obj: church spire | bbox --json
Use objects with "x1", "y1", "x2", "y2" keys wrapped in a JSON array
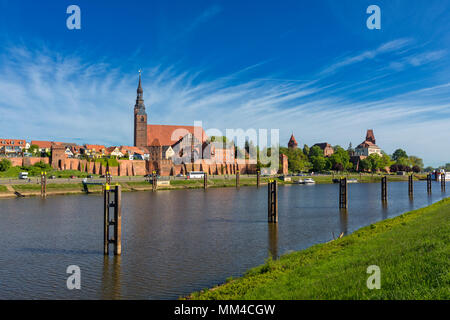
[{"x1": 135, "y1": 70, "x2": 146, "y2": 114}]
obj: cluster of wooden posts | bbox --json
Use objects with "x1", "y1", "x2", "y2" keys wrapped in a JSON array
[
  {"x1": 100, "y1": 171, "x2": 446, "y2": 255},
  {"x1": 339, "y1": 174, "x2": 446, "y2": 208}
]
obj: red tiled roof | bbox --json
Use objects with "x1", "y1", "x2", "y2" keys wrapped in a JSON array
[
  {"x1": 288, "y1": 134, "x2": 298, "y2": 147},
  {"x1": 119, "y1": 146, "x2": 145, "y2": 155},
  {"x1": 0, "y1": 139, "x2": 26, "y2": 146},
  {"x1": 31, "y1": 140, "x2": 53, "y2": 148},
  {"x1": 147, "y1": 124, "x2": 207, "y2": 146},
  {"x1": 84, "y1": 144, "x2": 106, "y2": 151},
  {"x1": 357, "y1": 141, "x2": 380, "y2": 149}
]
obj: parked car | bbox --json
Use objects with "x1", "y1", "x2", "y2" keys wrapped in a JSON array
[
  {"x1": 99, "y1": 175, "x2": 105, "y2": 178},
  {"x1": 49, "y1": 175, "x2": 56, "y2": 179},
  {"x1": 18, "y1": 172, "x2": 29, "y2": 179},
  {"x1": 70, "y1": 175, "x2": 76, "y2": 179},
  {"x1": 87, "y1": 175, "x2": 93, "y2": 178},
  {"x1": 176, "y1": 173, "x2": 185, "y2": 177}
]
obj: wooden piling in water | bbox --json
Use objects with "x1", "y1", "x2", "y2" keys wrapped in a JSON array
[
  {"x1": 40, "y1": 171, "x2": 47, "y2": 198},
  {"x1": 268, "y1": 180, "x2": 278, "y2": 223},
  {"x1": 257, "y1": 170, "x2": 260, "y2": 188},
  {"x1": 339, "y1": 178, "x2": 347, "y2": 209},
  {"x1": 203, "y1": 172, "x2": 208, "y2": 189},
  {"x1": 236, "y1": 170, "x2": 240, "y2": 188},
  {"x1": 152, "y1": 170, "x2": 157, "y2": 192},
  {"x1": 381, "y1": 176, "x2": 387, "y2": 202},
  {"x1": 103, "y1": 184, "x2": 122, "y2": 256},
  {"x1": 427, "y1": 174, "x2": 432, "y2": 193},
  {"x1": 408, "y1": 175, "x2": 414, "y2": 197},
  {"x1": 113, "y1": 185, "x2": 122, "y2": 255},
  {"x1": 441, "y1": 173, "x2": 446, "y2": 192},
  {"x1": 103, "y1": 184, "x2": 110, "y2": 255},
  {"x1": 105, "y1": 171, "x2": 112, "y2": 185}
]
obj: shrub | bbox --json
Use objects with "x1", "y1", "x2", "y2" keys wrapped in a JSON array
[{"x1": 0, "y1": 158, "x2": 12, "y2": 172}]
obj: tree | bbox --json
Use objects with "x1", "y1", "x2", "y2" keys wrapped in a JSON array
[
  {"x1": 390, "y1": 164, "x2": 399, "y2": 172},
  {"x1": 378, "y1": 153, "x2": 393, "y2": 171},
  {"x1": 392, "y1": 149, "x2": 408, "y2": 161},
  {"x1": 333, "y1": 162, "x2": 344, "y2": 172},
  {"x1": 329, "y1": 146, "x2": 350, "y2": 170},
  {"x1": 360, "y1": 158, "x2": 371, "y2": 172},
  {"x1": 424, "y1": 166, "x2": 434, "y2": 172},
  {"x1": 302, "y1": 144, "x2": 310, "y2": 157},
  {"x1": 0, "y1": 158, "x2": 12, "y2": 172},
  {"x1": 367, "y1": 153, "x2": 382, "y2": 172},
  {"x1": 408, "y1": 156, "x2": 424, "y2": 169},
  {"x1": 309, "y1": 146, "x2": 323, "y2": 157},
  {"x1": 311, "y1": 156, "x2": 326, "y2": 172},
  {"x1": 29, "y1": 144, "x2": 40, "y2": 156},
  {"x1": 412, "y1": 165, "x2": 421, "y2": 173}
]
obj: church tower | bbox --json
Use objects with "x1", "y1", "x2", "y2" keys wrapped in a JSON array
[
  {"x1": 134, "y1": 71, "x2": 148, "y2": 148},
  {"x1": 288, "y1": 133, "x2": 298, "y2": 149}
]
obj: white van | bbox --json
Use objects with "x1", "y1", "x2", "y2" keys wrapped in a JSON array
[
  {"x1": 187, "y1": 171, "x2": 205, "y2": 179},
  {"x1": 19, "y1": 172, "x2": 29, "y2": 179}
]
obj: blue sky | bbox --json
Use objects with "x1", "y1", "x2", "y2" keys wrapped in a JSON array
[{"x1": 0, "y1": 0, "x2": 449, "y2": 166}]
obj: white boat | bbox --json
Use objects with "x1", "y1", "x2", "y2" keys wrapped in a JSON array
[
  {"x1": 347, "y1": 179, "x2": 358, "y2": 183},
  {"x1": 296, "y1": 179, "x2": 304, "y2": 184},
  {"x1": 431, "y1": 170, "x2": 450, "y2": 181},
  {"x1": 304, "y1": 178, "x2": 315, "y2": 184}
]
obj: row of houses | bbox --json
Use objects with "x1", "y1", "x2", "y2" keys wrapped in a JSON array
[
  {"x1": 0, "y1": 137, "x2": 237, "y2": 165},
  {"x1": 0, "y1": 139, "x2": 157, "y2": 160}
]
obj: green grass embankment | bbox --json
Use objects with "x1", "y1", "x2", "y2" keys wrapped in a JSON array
[{"x1": 190, "y1": 197, "x2": 450, "y2": 300}]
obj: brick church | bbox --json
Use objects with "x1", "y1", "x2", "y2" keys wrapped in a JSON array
[{"x1": 132, "y1": 73, "x2": 257, "y2": 176}]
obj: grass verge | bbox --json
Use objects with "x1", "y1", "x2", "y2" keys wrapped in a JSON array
[{"x1": 189, "y1": 197, "x2": 450, "y2": 300}]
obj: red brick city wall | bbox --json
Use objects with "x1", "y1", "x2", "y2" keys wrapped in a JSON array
[{"x1": 7, "y1": 156, "x2": 257, "y2": 176}]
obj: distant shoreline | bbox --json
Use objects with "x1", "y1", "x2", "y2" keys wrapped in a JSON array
[{"x1": 0, "y1": 173, "x2": 425, "y2": 199}]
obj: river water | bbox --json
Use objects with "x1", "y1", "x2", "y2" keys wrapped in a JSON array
[{"x1": 0, "y1": 181, "x2": 447, "y2": 299}]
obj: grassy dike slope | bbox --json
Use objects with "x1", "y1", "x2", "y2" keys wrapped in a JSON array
[{"x1": 191, "y1": 198, "x2": 450, "y2": 300}]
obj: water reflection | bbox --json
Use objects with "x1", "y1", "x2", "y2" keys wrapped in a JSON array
[
  {"x1": 267, "y1": 223, "x2": 278, "y2": 258},
  {"x1": 381, "y1": 201, "x2": 388, "y2": 220},
  {"x1": 339, "y1": 209, "x2": 348, "y2": 235},
  {"x1": 0, "y1": 181, "x2": 447, "y2": 299},
  {"x1": 101, "y1": 256, "x2": 122, "y2": 299}
]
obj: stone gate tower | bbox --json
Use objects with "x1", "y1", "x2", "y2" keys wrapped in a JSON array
[{"x1": 134, "y1": 71, "x2": 148, "y2": 148}]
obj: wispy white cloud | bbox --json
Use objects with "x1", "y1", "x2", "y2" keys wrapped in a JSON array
[
  {"x1": 389, "y1": 50, "x2": 447, "y2": 70},
  {"x1": 320, "y1": 38, "x2": 413, "y2": 75},
  {"x1": 0, "y1": 43, "x2": 449, "y2": 166}
]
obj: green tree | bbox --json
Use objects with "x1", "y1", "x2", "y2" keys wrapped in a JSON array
[
  {"x1": 309, "y1": 146, "x2": 323, "y2": 157},
  {"x1": 392, "y1": 149, "x2": 408, "y2": 161},
  {"x1": 378, "y1": 153, "x2": 393, "y2": 171},
  {"x1": 302, "y1": 144, "x2": 310, "y2": 157},
  {"x1": 311, "y1": 156, "x2": 326, "y2": 172},
  {"x1": 28, "y1": 144, "x2": 40, "y2": 156},
  {"x1": 408, "y1": 156, "x2": 424, "y2": 169},
  {"x1": 359, "y1": 158, "x2": 370, "y2": 172},
  {"x1": 367, "y1": 154, "x2": 382, "y2": 172},
  {"x1": 0, "y1": 158, "x2": 12, "y2": 172},
  {"x1": 329, "y1": 146, "x2": 350, "y2": 170}
]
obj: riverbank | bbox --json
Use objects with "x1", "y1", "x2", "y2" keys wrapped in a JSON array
[
  {"x1": 188, "y1": 197, "x2": 450, "y2": 300},
  {"x1": 0, "y1": 173, "x2": 426, "y2": 199}
]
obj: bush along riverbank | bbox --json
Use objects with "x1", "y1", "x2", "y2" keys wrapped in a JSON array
[{"x1": 188, "y1": 197, "x2": 450, "y2": 300}]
